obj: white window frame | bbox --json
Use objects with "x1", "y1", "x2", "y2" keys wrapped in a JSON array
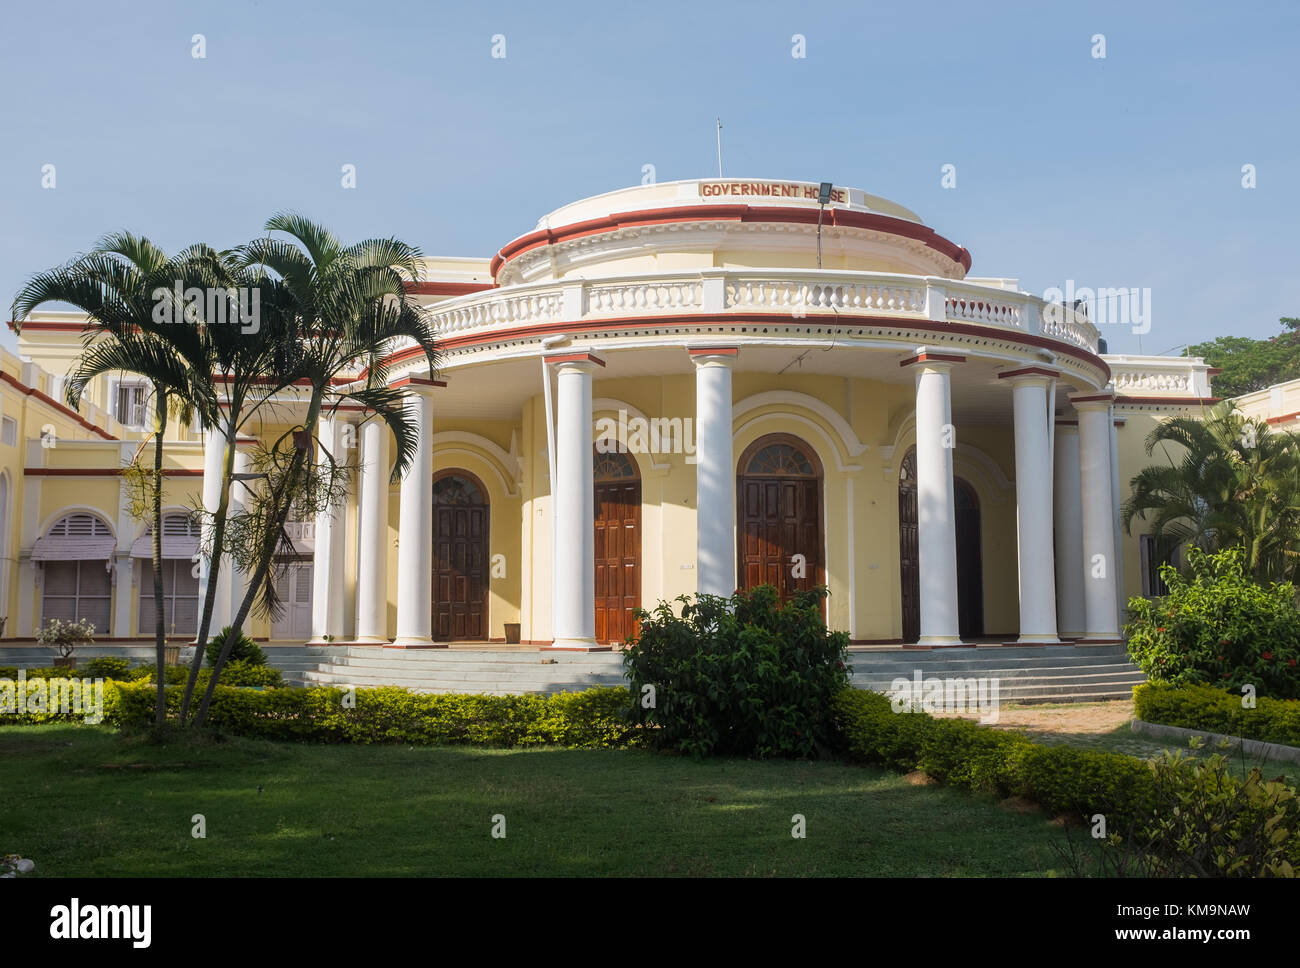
[
  {"x1": 111, "y1": 379, "x2": 150, "y2": 430},
  {"x1": 0, "y1": 415, "x2": 16, "y2": 447},
  {"x1": 138, "y1": 558, "x2": 200, "y2": 637},
  {"x1": 40, "y1": 560, "x2": 112, "y2": 634}
]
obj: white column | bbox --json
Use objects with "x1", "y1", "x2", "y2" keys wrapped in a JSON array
[
  {"x1": 355, "y1": 419, "x2": 391, "y2": 642},
  {"x1": 226, "y1": 443, "x2": 252, "y2": 631},
  {"x1": 1053, "y1": 424, "x2": 1086, "y2": 638},
  {"x1": 1110, "y1": 413, "x2": 1127, "y2": 630},
  {"x1": 691, "y1": 348, "x2": 737, "y2": 597},
  {"x1": 310, "y1": 418, "x2": 348, "y2": 642},
  {"x1": 111, "y1": 554, "x2": 133, "y2": 639},
  {"x1": 548, "y1": 354, "x2": 603, "y2": 649},
  {"x1": 1073, "y1": 393, "x2": 1121, "y2": 640},
  {"x1": 200, "y1": 427, "x2": 232, "y2": 633},
  {"x1": 1005, "y1": 372, "x2": 1059, "y2": 643},
  {"x1": 909, "y1": 355, "x2": 962, "y2": 646},
  {"x1": 393, "y1": 383, "x2": 437, "y2": 646}
]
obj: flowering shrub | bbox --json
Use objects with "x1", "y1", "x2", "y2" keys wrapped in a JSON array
[
  {"x1": 1126, "y1": 547, "x2": 1300, "y2": 699},
  {"x1": 34, "y1": 618, "x2": 97, "y2": 658}
]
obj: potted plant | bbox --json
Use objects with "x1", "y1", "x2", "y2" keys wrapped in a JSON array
[{"x1": 35, "y1": 617, "x2": 97, "y2": 670}]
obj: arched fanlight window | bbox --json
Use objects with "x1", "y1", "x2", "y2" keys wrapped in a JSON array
[
  {"x1": 743, "y1": 441, "x2": 817, "y2": 477},
  {"x1": 432, "y1": 474, "x2": 486, "y2": 506},
  {"x1": 594, "y1": 449, "x2": 638, "y2": 482}
]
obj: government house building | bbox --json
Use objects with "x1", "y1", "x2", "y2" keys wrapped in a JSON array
[{"x1": 1, "y1": 178, "x2": 1254, "y2": 651}]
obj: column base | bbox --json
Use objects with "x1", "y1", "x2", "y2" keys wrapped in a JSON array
[
  {"x1": 910, "y1": 635, "x2": 966, "y2": 648},
  {"x1": 1013, "y1": 634, "x2": 1061, "y2": 646},
  {"x1": 545, "y1": 637, "x2": 612, "y2": 652},
  {"x1": 389, "y1": 635, "x2": 438, "y2": 648},
  {"x1": 351, "y1": 636, "x2": 391, "y2": 645},
  {"x1": 1076, "y1": 635, "x2": 1124, "y2": 645}
]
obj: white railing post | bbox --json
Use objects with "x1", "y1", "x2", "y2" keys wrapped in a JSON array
[{"x1": 924, "y1": 282, "x2": 947, "y2": 322}]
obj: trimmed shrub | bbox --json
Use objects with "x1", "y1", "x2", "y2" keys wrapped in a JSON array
[
  {"x1": 127, "y1": 661, "x2": 283, "y2": 689},
  {"x1": 205, "y1": 626, "x2": 267, "y2": 667},
  {"x1": 1134, "y1": 682, "x2": 1300, "y2": 748},
  {"x1": 3, "y1": 679, "x2": 639, "y2": 749},
  {"x1": 833, "y1": 687, "x2": 1299, "y2": 874},
  {"x1": 623, "y1": 585, "x2": 850, "y2": 758},
  {"x1": 832, "y1": 689, "x2": 1158, "y2": 830},
  {"x1": 83, "y1": 656, "x2": 132, "y2": 681},
  {"x1": 1126, "y1": 546, "x2": 1300, "y2": 698}
]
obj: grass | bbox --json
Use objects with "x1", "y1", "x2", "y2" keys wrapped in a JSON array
[{"x1": 0, "y1": 725, "x2": 1077, "y2": 877}]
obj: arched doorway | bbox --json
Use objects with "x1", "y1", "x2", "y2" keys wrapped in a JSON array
[
  {"x1": 736, "y1": 434, "x2": 825, "y2": 605},
  {"x1": 432, "y1": 471, "x2": 490, "y2": 641},
  {"x1": 898, "y1": 448, "x2": 984, "y2": 642},
  {"x1": 593, "y1": 447, "x2": 641, "y2": 644}
]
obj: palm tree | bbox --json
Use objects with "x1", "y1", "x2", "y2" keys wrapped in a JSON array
[
  {"x1": 192, "y1": 213, "x2": 438, "y2": 726},
  {"x1": 1123, "y1": 402, "x2": 1300, "y2": 583},
  {"x1": 13, "y1": 237, "x2": 309, "y2": 725},
  {"x1": 12, "y1": 235, "x2": 197, "y2": 726}
]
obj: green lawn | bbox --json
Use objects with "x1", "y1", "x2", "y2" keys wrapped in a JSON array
[{"x1": 1, "y1": 725, "x2": 1077, "y2": 877}]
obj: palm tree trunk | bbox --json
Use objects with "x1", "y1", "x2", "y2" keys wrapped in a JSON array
[
  {"x1": 194, "y1": 398, "x2": 324, "y2": 727},
  {"x1": 179, "y1": 420, "x2": 237, "y2": 725},
  {"x1": 152, "y1": 394, "x2": 166, "y2": 727}
]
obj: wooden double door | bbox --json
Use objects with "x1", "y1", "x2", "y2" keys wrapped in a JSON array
[
  {"x1": 432, "y1": 473, "x2": 490, "y2": 641},
  {"x1": 736, "y1": 435, "x2": 825, "y2": 606},
  {"x1": 593, "y1": 449, "x2": 641, "y2": 645},
  {"x1": 432, "y1": 456, "x2": 644, "y2": 645}
]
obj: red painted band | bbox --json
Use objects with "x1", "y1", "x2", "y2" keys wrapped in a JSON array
[{"x1": 491, "y1": 204, "x2": 972, "y2": 279}]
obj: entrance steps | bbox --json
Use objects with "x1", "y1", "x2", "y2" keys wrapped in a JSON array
[
  {"x1": 0, "y1": 642, "x2": 1146, "y2": 703},
  {"x1": 276, "y1": 642, "x2": 1144, "y2": 703}
]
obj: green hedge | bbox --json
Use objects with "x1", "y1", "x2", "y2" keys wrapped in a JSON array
[
  {"x1": 1, "y1": 679, "x2": 639, "y2": 748},
  {"x1": 1134, "y1": 682, "x2": 1300, "y2": 748},
  {"x1": 832, "y1": 688, "x2": 1159, "y2": 830}
]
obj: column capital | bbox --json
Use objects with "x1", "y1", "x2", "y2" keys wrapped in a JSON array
[
  {"x1": 900, "y1": 350, "x2": 966, "y2": 369},
  {"x1": 997, "y1": 366, "x2": 1060, "y2": 386},
  {"x1": 1069, "y1": 390, "x2": 1115, "y2": 411},
  {"x1": 391, "y1": 376, "x2": 446, "y2": 395},
  {"x1": 545, "y1": 352, "x2": 605, "y2": 373},
  {"x1": 688, "y1": 346, "x2": 739, "y2": 367}
]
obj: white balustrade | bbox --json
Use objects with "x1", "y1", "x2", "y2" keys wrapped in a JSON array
[{"x1": 416, "y1": 270, "x2": 1100, "y2": 354}]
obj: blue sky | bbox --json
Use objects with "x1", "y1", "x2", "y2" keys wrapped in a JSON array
[{"x1": 1, "y1": 0, "x2": 1296, "y2": 356}]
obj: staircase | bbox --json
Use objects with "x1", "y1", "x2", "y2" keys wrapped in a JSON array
[
  {"x1": 0, "y1": 641, "x2": 1146, "y2": 704},
  {"x1": 293, "y1": 647, "x2": 626, "y2": 694},
  {"x1": 847, "y1": 643, "x2": 1145, "y2": 704},
  {"x1": 277, "y1": 642, "x2": 1143, "y2": 703}
]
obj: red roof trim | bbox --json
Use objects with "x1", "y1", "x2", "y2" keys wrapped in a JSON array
[
  {"x1": 490, "y1": 204, "x2": 972, "y2": 279},
  {"x1": 0, "y1": 370, "x2": 117, "y2": 440},
  {"x1": 406, "y1": 281, "x2": 495, "y2": 296},
  {"x1": 687, "y1": 346, "x2": 739, "y2": 357},
  {"x1": 25, "y1": 468, "x2": 203, "y2": 477}
]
